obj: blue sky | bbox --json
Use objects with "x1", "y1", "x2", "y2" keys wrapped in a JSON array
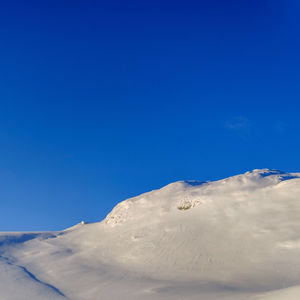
[{"x1": 0, "y1": 0, "x2": 300, "y2": 230}]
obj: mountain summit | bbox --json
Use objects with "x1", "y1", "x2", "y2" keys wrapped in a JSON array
[
  {"x1": 105, "y1": 168, "x2": 300, "y2": 224},
  {"x1": 1, "y1": 169, "x2": 300, "y2": 300}
]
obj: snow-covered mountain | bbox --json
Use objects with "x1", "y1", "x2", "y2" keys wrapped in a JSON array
[{"x1": 1, "y1": 169, "x2": 300, "y2": 300}]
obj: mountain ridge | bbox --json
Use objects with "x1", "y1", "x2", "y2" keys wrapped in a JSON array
[{"x1": 1, "y1": 168, "x2": 300, "y2": 300}]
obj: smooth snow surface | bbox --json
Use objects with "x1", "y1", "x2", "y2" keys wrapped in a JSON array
[{"x1": 1, "y1": 169, "x2": 300, "y2": 299}]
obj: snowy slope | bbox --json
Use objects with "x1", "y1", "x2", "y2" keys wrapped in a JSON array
[{"x1": 1, "y1": 169, "x2": 300, "y2": 300}]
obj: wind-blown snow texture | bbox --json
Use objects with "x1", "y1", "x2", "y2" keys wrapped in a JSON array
[{"x1": 1, "y1": 169, "x2": 300, "y2": 300}]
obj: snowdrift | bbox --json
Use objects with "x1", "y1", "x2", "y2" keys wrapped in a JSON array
[{"x1": 1, "y1": 169, "x2": 300, "y2": 299}]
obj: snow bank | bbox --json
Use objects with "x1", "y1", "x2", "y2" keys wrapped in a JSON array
[{"x1": 1, "y1": 169, "x2": 300, "y2": 299}]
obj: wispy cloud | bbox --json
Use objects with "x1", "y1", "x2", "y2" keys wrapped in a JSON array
[{"x1": 225, "y1": 116, "x2": 249, "y2": 132}]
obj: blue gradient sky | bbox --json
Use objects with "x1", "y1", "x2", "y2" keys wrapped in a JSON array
[{"x1": 0, "y1": 0, "x2": 300, "y2": 230}]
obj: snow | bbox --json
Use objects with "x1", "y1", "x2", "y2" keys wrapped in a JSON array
[{"x1": 1, "y1": 169, "x2": 300, "y2": 299}]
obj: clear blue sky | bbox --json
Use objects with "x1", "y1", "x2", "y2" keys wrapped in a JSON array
[{"x1": 0, "y1": 0, "x2": 299, "y2": 230}]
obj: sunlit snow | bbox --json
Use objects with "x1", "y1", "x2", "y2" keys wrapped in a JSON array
[{"x1": 1, "y1": 169, "x2": 300, "y2": 299}]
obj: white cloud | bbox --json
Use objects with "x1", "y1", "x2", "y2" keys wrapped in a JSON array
[{"x1": 225, "y1": 116, "x2": 249, "y2": 131}]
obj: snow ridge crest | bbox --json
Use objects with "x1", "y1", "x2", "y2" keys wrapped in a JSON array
[{"x1": 104, "y1": 169, "x2": 300, "y2": 226}]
